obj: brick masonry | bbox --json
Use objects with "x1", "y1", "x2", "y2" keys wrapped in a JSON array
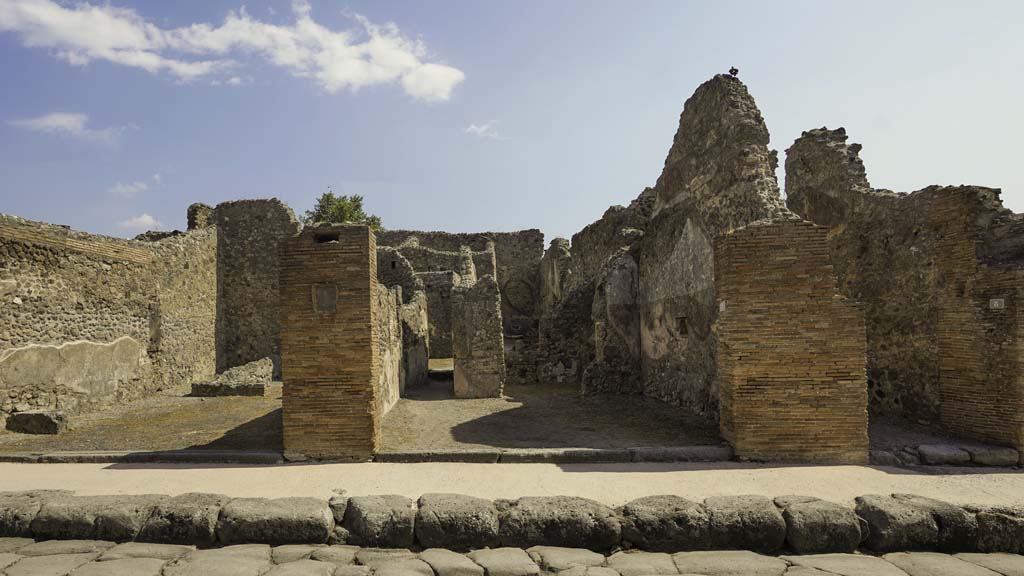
[
  {"x1": 715, "y1": 219, "x2": 869, "y2": 463},
  {"x1": 280, "y1": 224, "x2": 380, "y2": 461}
]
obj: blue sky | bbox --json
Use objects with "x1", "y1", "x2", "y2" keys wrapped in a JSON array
[{"x1": 1, "y1": 0, "x2": 1022, "y2": 241}]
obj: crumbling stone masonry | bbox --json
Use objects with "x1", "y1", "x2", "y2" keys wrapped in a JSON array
[
  {"x1": 786, "y1": 128, "x2": 1024, "y2": 453},
  {"x1": 452, "y1": 275, "x2": 506, "y2": 398},
  {"x1": 715, "y1": 220, "x2": 868, "y2": 463},
  {"x1": 279, "y1": 224, "x2": 380, "y2": 461},
  {"x1": 214, "y1": 199, "x2": 301, "y2": 377},
  {"x1": 416, "y1": 271, "x2": 459, "y2": 357}
]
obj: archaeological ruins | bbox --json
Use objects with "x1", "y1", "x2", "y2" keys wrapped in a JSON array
[{"x1": 2, "y1": 73, "x2": 1022, "y2": 466}]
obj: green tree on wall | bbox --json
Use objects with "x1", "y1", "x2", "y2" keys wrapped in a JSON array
[{"x1": 303, "y1": 189, "x2": 383, "y2": 230}]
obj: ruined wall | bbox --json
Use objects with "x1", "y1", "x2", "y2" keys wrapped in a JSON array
[
  {"x1": 581, "y1": 249, "x2": 642, "y2": 395},
  {"x1": 376, "y1": 284, "x2": 403, "y2": 416},
  {"x1": 214, "y1": 199, "x2": 301, "y2": 376},
  {"x1": 187, "y1": 203, "x2": 214, "y2": 231},
  {"x1": 416, "y1": 271, "x2": 458, "y2": 358},
  {"x1": 715, "y1": 220, "x2": 868, "y2": 463},
  {"x1": 639, "y1": 74, "x2": 789, "y2": 416},
  {"x1": 0, "y1": 213, "x2": 216, "y2": 423},
  {"x1": 536, "y1": 280, "x2": 595, "y2": 387},
  {"x1": 400, "y1": 290, "x2": 430, "y2": 390},
  {"x1": 280, "y1": 224, "x2": 379, "y2": 461},
  {"x1": 377, "y1": 246, "x2": 423, "y2": 304},
  {"x1": 452, "y1": 275, "x2": 506, "y2": 398}
]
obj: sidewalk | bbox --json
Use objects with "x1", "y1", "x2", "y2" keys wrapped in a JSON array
[{"x1": 1, "y1": 462, "x2": 1022, "y2": 507}]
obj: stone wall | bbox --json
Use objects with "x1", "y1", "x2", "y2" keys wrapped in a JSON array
[
  {"x1": 376, "y1": 284, "x2": 403, "y2": 416},
  {"x1": 377, "y1": 246, "x2": 423, "y2": 304},
  {"x1": 452, "y1": 275, "x2": 506, "y2": 398},
  {"x1": 400, "y1": 290, "x2": 430, "y2": 390},
  {"x1": 582, "y1": 248, "x2": 642, "y2": 395},
  {"x1": 279, "y1": 224, "x2": 379, "y2": 461},
  {"x1": 715, "y1": 220, "x2": 869, "y2": 463},
  {"x1": 0, "y1": 212, "x2": 216, "y2": 424},
  {"x1": 416, "y1": 271, "x2": 458, "y2": 358},
  {"x1": 214, "y1": 199, "x2": 301, "y2": 377}
]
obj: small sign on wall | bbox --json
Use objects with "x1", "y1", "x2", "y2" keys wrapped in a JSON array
[
  {"x1": 989, "y1": 297, "x2": 1006, "y2": 310},
  {"x1": 313, "y1": 283, "x2": 338, "y2": 314}
]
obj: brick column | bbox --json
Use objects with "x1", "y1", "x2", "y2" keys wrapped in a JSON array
[{"x1": 280, "y1": 224, "x2": 379, "y2": 460}]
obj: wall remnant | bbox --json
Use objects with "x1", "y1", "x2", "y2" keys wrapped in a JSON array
[
  {"x1": 400, "y1": 290, "x2": 430, "y2": 390},
  {"x1": 416, "y1": 271, "x2": 459, "y2": 358},
  {"x1": 187, "y1": 203, "x2": 214, "y2": 231},
  {"x1": 376, "y1": 284, "x2": 403, "y2": 415},
  {"x1": 280, "y1": 224, "x2": 380, "y2": 461},
  {"x1": 452, "y1": 275, "x2": 506, "y2": 398},
  {"x1": 715, "y1": 220, "x2": 868, "y2": 463},
  {"x1": 214, "y1": 199, "x2": 301, "y2": 377}
]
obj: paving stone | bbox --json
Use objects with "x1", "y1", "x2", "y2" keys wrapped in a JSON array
[
  {"x1": 499, "y1": 497, "x2": 621, "y2": 551},
  {"x1": 891, "y1": 494, "x2": 978, "y2": 552},
  {"x1": 273, "y1": 544, "x2": 328, "y2": 564},
  {"x1": 855, "y1": 494, "x2": 938, "y2": 553},
  {"x1": 373, "y1": 558, "x2": 435, "y2": 576},
  {"x1": 0, "y1": 538, "x2": 33, "y2": 553},
  {"x1": 672, "y1": 551, "x2": 787, "y2": 576},
  {"x1": 162, "y1": 544, "x2": 273, "y2": 576},
  {"x1": 966, "y1": 446, "x2": 1020, "y2": 467},
  {"x1": 781, "y1": 553, "x2": 910, "y2": 576},
  {"x1": 956, "y1": 552, "x2": 1024, "y2": 576},
  {"x1": 333, "y1": 566, "x2": 372, "y2": 576},
  {"x1": 264, "y1": 559, "x2": 337, "y2": 576},
  {"x1": 310, "y1": 545, "x2": 359, "y2": 565},
  {"x1": 344, "y1": 495, "x2": 415, "y2": 548},
  {"x1": 217, "y1": 497, "x2": 333, "y2": 545},
  {"x1": 467, "y1": 548, "x2": 541, "y2": 576},
  {"x1": 526, "y1": 546, "x2": 604, "y2": 571},
  {"x1": 782, "y1": 567, "x2": 834, "y2": 576},
  {"x1": 882, "y1": 552, "x2": 1000, "y2": 575},
  {"x1": 416, "y1": 493, "x2": 499, "y2": 551},
  {"x1": 776, "y1": 496, "x2": 860, "y2": 554},
  {"x1": 704, "y1": 496, "x2": 785, "y2": 553},
  {"x1": 138, "y1": 492, "x2": 229, "y2": 547},
  {"x1": 30, "y1": 495, "x2": 167, "y2": 542},
  {"x1": 3, "y1": 552, "x2": 99, "y2": 576},
  {"x1": 0, "y1": 554, "x2": 23, "y2": 571},
  {"x1": 70, "y1": 557, "x2": 168, "y2": 576},
  {"x1": 0, "y1": 492, "x2": 71, "y2": 538},
  {"x1": 917, "y1": 444, "x2": 971, "y2": 465},
  {"x1": 17, "y1": 540, "x2": 115, "y2": 557},
  {"x1": 99, "y1": 542, "x2": 193, "y2": 561},
  {"x1": 976, "y1": 509, "x2": 1024, "y2": 553},
  {"x1": 355, "y1": 548, "x2": 418, "y2": 567},
  {"x1": 620, "y1": 495, "x2": 709, "y2": 552},
  {"x1": 5, "y1": 411, "x2": 67, "y2": 435},
  {"x1": 420, "y1": 548, "x2": 485, "y2": 576},
  {"x1": 558, "y1": 567, "x2": 620, "y2": 576},
  {"x1": 606, "y1": 550, "x2": 677, "y2": 575}
]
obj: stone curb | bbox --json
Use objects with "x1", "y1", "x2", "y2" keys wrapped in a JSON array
[
  {"x1": 0, "y1": 451, "x2": 285, "y2": 465},
  {"x1": 3, "y1": 490, "x2": 1022, "y2": 554}
]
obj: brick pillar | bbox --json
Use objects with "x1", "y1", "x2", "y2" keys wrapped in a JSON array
[
  {"x1": 715, "y1": 220, "x2": 868, "y2": 463},
  {"x1": 280, "y1": 224, "x2": 379, "y2": 460}
]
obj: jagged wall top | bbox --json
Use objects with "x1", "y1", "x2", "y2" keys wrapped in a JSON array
[{"x1": 653, "y1": 74, "x2": 789, "y2": 235}]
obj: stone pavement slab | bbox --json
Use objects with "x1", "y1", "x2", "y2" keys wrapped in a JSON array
[
  {"x1": 956, "y1": 552, "x2": 1024, "y2": 576},
  {"x1": 3, "y1": 552, "x2": 98, "y2": 576},
  {"x1": 354, "y1": 547, "x2": 418, "y2": 567},
  {"x1": 273, "y1": 544, "x2": 328, "y2": 564},
  {"x1": 526, "y1": 546, "x2": 605, "y2": 571},
  {"x1": 162, "y1": 543, "x2": 272, "y2": 576},
  {"x1": 69, "y1": 557, "x2": 167, "y2": 576},
  {"x1": 420, "y1": 548, "x2": 485, "y2": 576},
  {"x1": 882, "y1": 551, "x2": 1000, "y2": 575},
  {"x1": 606, "y1": 550, "x2": 678, "y2": 575},
  {"x1": 98, "y1": 541, "x2": 192, "y2": 561},
  {"x1": 333, "y1": 566, "x2": 371, "y2": 576},
  {"x1": 15, "y1": 540, "x2": 113, "y2": 557},
  {"x1": 672, "y1": 550, "x2": 787, "y2": 576},
  {"x1": 373, "y1": 558, "x2": 434, "y2": 576},
  {"x1": 0, "y1": 554, "x2": 22, "y2": 571},
  {"x1": 467, "y1": 548, "x2": 541, "y2": 576},
  {"x1": 264, "y1": 559, "x2": 337, "y2": 576},
  {"x1": 310, "y1": 545, "x2": 359, "y2": 565},
  {"x1": 0, "y1": 539, "x2": 31, "y2": 554},
  {"x1": 558, "y1": 567, "x2": 620, "y2": 576},
  {"x1": 781, "y1": 553, "x2": 909, "y2": 576}
]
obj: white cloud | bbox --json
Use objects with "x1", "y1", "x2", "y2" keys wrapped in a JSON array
[
  {"x1": 0, "y1": 0, "x2": 465, "y2": 101},
  {"x1": 466, "y1": 121, "x2": 509, "y2": 141},
  {"x1": 8, "y1": 111, "x2": 123, "y2": 142},
  {"x1": 119, "y1": 213, "x2": 161, "y2": 229},
  {"x1": 107, "y1": 180, "x2": 149, "y2": 197}
]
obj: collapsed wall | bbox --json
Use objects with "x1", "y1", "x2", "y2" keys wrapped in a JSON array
[
  {"x1": 0, "y1": 212, "x2": 216, "y2": 424},
  {"x1": 214, "y1": 199, "x2": 301, "y2": 377},
  {"x1": 452, "y1": 275, "x2": 506, "y2": 398},
  {"x1": 786, "y1": 128, "x2": 1024, "y2": 451}
]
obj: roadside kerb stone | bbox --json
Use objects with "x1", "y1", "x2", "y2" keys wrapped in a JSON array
[
  {"x1": 966, "y1": 446, "x2": 1020, "y2": 467},
  {"x1": 620, "y1": 495, "x2": 710, "y2": 552},
  {"x1": 629, "y1": 445, "x2": 734, "y2": 462},
  {"x1": 855, "y1": 494, "x2": 938, "y2": 553},
  {"x1": 216, "y1": 497, "x2": 333, "y2": 545},
  {"x1": 374, "y1": 451, "x2": 502, "y2": 464},
  {"x1": 975, "y1": 507, "x2": 1024, "y2": 553},
  {"x1": 138, "y1": 492, "x2": 229, "y2": 546},
  {"x1": 499, "y1": 497, "x2": 620, "y2": 551},
  {"x1": 420, "y1": 548, "x2": 485, "y2": 576},
  {"x1": 30, "y1": 495, "x2": 167, "y2": 542},
  {"x1": 891, "y1": 494, "x2": 977, "y2": 552},
  {"x1": 775, "y1": 496, "x2": 860, "y2": 554},
  {"x1": 344, "y1": 496, "x2": 416, "y2": 548},
  {"x1": 498, "y1": 449, "x2": 631, "y2": 464},
  {"x1": 416, "y1": 493, "x2": 499, "y2": 552},
  {"x1": 917, "y1": 445, "x2": 971, "y2": 466},
  {"x1": 606, "y1": 550, "x2": 678, "y2": 575},
  {"x1": 0, "y1": 491, "x2": 71, "y2": 537},
  {"x1": 704, "y1": 495, "x2": 785, "y2": 553},
  {"x1": 467, "y1": 548, "x2": 540, "y2": 576}
]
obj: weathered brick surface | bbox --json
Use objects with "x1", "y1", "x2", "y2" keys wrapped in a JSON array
[
  {"x1": 280, "y1": 224, "x2": 380, "y2": 461},
  {"x1": 715, "y1": 220, "x2": 868, "y2": 463}
]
